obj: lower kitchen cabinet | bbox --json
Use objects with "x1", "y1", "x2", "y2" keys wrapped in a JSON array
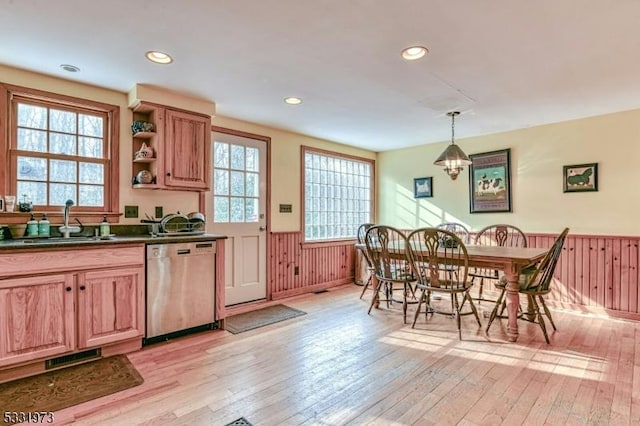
[
  {"x1": 0, "y1": 245, "x2": 145, "y2": 377},
  {"x1": 77, "y1": 267, "x2": 144, "y2": 349},
  {"x1": 0, "y1": 274, "x2": 76, "y2": 367}
]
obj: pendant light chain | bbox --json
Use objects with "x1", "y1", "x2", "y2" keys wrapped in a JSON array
[{"x1": 451, "y1": 112, "x2": 455, "y2": 145}]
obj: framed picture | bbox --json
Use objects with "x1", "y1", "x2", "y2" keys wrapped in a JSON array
[
  {"x1": 414, "y1": 176, "x2": 433, "y2": 198},
  {"x1": 563, "y1": 163, "x2": 598, "y2": 192},
  {"x1": 469, "y1": 148, "x2": 512, "y2": 213}
]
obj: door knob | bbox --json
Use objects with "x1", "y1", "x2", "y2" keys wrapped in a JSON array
[{"x1": 259, "y1": 226, "x2": 266, "y2": 231}]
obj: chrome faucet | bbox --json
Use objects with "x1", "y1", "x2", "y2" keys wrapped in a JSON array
[{"x1": 59, "y1": 199, "x2": 81, "y2": 238}]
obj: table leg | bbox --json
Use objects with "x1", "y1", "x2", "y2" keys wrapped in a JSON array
[{"x1": 503, "y1": 266, "x2": 520, "y2": 342}]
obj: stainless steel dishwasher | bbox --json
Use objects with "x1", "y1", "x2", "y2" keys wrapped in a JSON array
[{"x1": 145, "y1": 240, "x2": 217, "y2": 344}]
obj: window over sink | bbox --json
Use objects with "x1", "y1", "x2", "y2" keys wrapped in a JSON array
[{"x1": 1, "y1": 83, "x2": 119, "y2": 217}]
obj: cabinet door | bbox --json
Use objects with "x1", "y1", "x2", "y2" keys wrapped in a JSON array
[
  {"x1": 77, "y1": 267, "x2": 144, "y2": 349},
  {"x1": 165, "y1": 109, "x2": 211, "y2": 190},
  {"x1": 0, "y1": 274, "x2": 75, "y2": 367}
]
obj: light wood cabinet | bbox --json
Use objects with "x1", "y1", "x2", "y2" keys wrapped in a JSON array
[
  {"x1": 0, "y1": 246, "x2": 145, "y2": 372},
  {"x1": 0, "y1": 274, "x2": 75, "y2": 367},
  {"x1": 165, "y1": 109, "x2": 210, "y2": 190},
  {"x1": 77, "y1": 267, "x2": 144, "y2": 349},
  {"x1": 131, "y1": 101, "x2": 211, "y2": 191}
]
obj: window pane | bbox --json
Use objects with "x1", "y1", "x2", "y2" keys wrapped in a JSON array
[
  {"x1": 50, "y1": 108, "x2": 77, "y2": 133},
  {"x1": 303, "y1": 150, "x2": 372, "y2": 241},
  {"x1": 230, "y1": 197, "x2": 244, "y2": 222},
  {"x1": 17, "y1": 104, "x2": 47, "y2": 129},
  {"x1": 17, "y1": 128, "x2": 47, "y2": 152},
  {"x1": 17, "y1": 181, "x2": 47, "y2": 205},
  {"x1": 78, "y1": 114, "x2": 103, "y2": 137},
  {"x1": 214, "y1": 142, "x2": 228, "y2": 168},
  {"x1": 50, "y1": 183, "x2": 76, "y2": 205},
  {"x1": 213, "y1": 196, "x2": 229, "y2": 222},
  {"x1": 214, "y1": 169, "x2": 229, "y2": 195},
  {"x1": 230, "y1": 145, "x2": 244, "y2": 170},
  {"x1": 78, "y1": 137, "x2": 103, "y2": 158},
  {"x1": 245, "y1": 198, "x2": 258, "y2": 222},
  {"x1": 230, "y1": 171, "x2": 244, "y2": 196},
  {"x1": 50, "y1": 159, "x2": 77, "y2": 183},
  {"x1": 246, "y1": 172, "x2": 259, "y2": 197},
  {"x1": 246, "y1": 147, "x2": 259, "y2": 172},
  {"x1": 79, "y1": 162, "x2": 104, "y2": 184},
  {"x1": 79, "y1": 184, "x2": 104, "y2": 206},
  {"x1": 50, "y1": 133, "x2": 77, "y2": 155},
  {"x1": 17, "y1": 156, "x2": 47, "y2": 181}
]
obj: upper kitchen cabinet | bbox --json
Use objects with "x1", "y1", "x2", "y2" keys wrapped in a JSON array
[
  {"x1": 130, "y1": 101, "x2": 211, "y2": 191},
  {"x1": 165, "y1": 108, "x2": 211, "y2": 190}
]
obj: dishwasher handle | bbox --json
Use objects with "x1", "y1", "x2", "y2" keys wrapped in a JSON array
[{"x1": 177, "y1": 248, "x2": 191, "y2": 255}]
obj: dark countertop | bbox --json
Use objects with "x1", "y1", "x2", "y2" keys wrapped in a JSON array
[{"x1": 0, "y1": 233, "x2": 227, "y2": 251}]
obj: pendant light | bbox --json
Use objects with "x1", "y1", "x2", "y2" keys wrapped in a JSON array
[{"x1": 433, "y1": 111, "x2": 471, "y2": 180}]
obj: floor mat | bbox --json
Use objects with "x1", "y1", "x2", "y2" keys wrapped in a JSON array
[
  {"x1": 0, "y1": 355, "x2": 143, "y2": 424},
  {"x1": 224, "y1": 304, "x2": 306, "y2": 334}
]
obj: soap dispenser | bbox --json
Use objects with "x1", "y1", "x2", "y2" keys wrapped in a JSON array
[
  {"x1": 27, "y1": 213, "x2": 39, "y2": 237},
  {"x1": 38, "y1": 213, "x2": 50, "y2": 237},
  {"x1": 100, "y1": 215, "x2": 110, "y2": 237}
]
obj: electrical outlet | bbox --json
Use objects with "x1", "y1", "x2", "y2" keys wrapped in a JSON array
[
  {"x1": 155, "y1": 206, "x2": 163, "y2": 218},
  {"x1": 124, "y1": 205, "x2": 139, "y2": 218},
  {"x1": 294, "y1": 266, "x2": 299, "y2": 275}
]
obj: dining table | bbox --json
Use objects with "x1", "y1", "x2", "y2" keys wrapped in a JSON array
[{"x1": 356, "y1": 242, "x2": 549, "y2": 342}]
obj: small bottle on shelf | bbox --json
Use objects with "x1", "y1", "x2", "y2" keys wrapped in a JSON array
[
  {"x1": 27, "y1": 213, "x2": 39, "y2": 237},
  {"x1": 38, "y1": 213, "x2": 50, "y2": 237},
  {"x1": 100, "y1": 216, "x2": 110, "y2": 237}
]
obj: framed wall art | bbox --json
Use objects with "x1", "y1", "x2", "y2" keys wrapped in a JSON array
[
  {"x1": 469, "y1": 148, "x2": 512, "y2": 213},
  {"x1": 563, "y1": 163, "x2": 598, "y2": 192},
  {"x1": 414, "y1": 176, "x2": 433, "y2": 198}
]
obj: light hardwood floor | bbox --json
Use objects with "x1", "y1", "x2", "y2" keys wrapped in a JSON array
[{"x1": 53, "y1": 284, "x2": 639, "y2": 425}]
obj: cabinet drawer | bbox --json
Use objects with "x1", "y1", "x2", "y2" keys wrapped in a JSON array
[{"x1": 0, "y1": 245, "x2": 144, "y2": 279}]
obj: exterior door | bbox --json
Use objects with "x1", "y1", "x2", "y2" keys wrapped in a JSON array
[{"x1": 207, "y1": 131, "x2": 267, "y2": 306}]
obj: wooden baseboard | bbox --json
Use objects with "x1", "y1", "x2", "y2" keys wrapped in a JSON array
[{"x1": 271, "y1": 277, "x2": 353, "y2": 299}]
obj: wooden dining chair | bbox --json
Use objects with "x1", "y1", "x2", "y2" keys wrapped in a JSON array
[
  {"x1": 485, "y1": 227, "x2": 569, "y2": 343},
  {"x1": 469, "y1": 224, "x2": 528, "y2": 303},
  {"x1": 363, "y1": 225, "x2": 417, "y2": 324},
  {"x1": 356, "y1": 223, "x2": 375, "y2": 299},
  {"x1": 406, "y1": 227, "x2": 482, "y2": 340}
]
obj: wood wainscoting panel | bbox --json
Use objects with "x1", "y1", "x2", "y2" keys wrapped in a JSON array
[
  {"x1": 269, "y1": 232, "x2": 355, "y2": 299},
  {"x1": 527, "y1": 233, "x2": 640, "y2": 320}
]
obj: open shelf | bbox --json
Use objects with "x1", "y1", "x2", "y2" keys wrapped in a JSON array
[
  {"x1": 133, "y1": 157, "x2": 156, "y2": 163},
  {"x1": 132, "y1": 131, "x2": 155, "y2": 139}
]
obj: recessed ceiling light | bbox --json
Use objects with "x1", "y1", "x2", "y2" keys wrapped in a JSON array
[
  {"x1": 284, "y1": 97, "x2": 302, "y2": 105},
  {"x1": 401, "y1": 46, "x2": 428, "y2": 61},
  {"x1": 145, "y1": 51, "x2": 173, "y2": 64},
  {"x1": 60, "y1": 64, "x2": 80, "y2": 73}
]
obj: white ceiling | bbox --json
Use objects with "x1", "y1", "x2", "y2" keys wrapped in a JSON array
[{"x1": 2, "y1": 0, "x2": 640, "y2": 152}]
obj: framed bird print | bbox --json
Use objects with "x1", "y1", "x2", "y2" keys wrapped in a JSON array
[{"x1": 469, "y1": 148, "x2": 512, "y2": 213}]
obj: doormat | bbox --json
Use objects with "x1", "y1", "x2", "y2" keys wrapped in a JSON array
[
  {"x1": 0, "y1": 355, "x2": 143, "y2": 424},
  {"x1": 224, "y1": 304, "x2": 306, "y2": 334},
  {"x1": 225, "y1": 417, "x2": 254, "y2": 426}
]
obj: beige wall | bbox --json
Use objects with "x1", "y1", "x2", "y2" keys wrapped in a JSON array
[
  {"x1": 378, "y1": 109, "x2": 640, "y2": 236},
  {"x1": 1, "y1": 65, "x2": 375, "y2": 232}
]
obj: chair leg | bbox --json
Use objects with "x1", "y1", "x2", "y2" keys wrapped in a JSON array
[
  {"x1": 529, "y1": 295, "x2": 550, "y2": 344},
  {"x1": 486, "y1": 287, "x2": 506, "y2": 333},
  {"x1": 464, "y1": 291, "x2": 482, "y2": 327},
  {"x1": 402, "y1": 284, "x2": 409, "y2": 324},
  {"x1": 367, "y1": 278, "x2": 384, "y2": 315},
  {"x1": 477, "y1": 277, "x2": 485, "y2": 303},
  {"x1": 412, "y1": 289, "x2": 426, "y2": 328},
  {"x1": 452, "y1": 293, "x2": 462, "y2": 340},
  {"x1": 359, "y1": 274, "x2": 372, "y2": 299},
  {"x1": 538, "y1": 296, "x2": 557, "y2": 331}
]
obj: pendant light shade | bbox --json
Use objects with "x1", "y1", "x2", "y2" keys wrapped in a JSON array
[{"x1": 434, "y1": 111, "x2": 471, "y2": 180}]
